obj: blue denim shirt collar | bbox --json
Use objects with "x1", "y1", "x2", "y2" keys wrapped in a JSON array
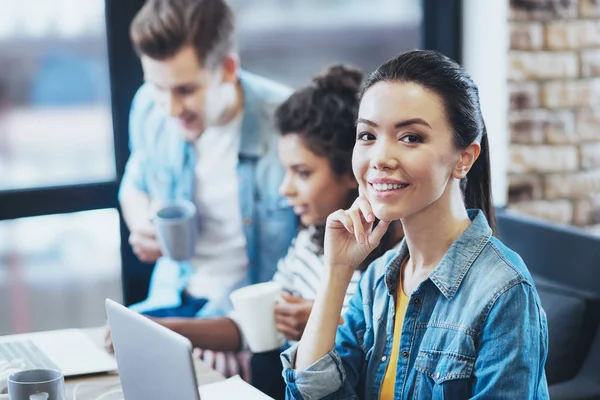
[
  {"x1": 385, "y1": 210, "x2": 493, "y2": 300},
  {"x1": 281, "y1": 210, "x2": 549, "y2": 399}
]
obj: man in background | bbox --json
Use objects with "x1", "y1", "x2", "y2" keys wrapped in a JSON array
[{"x1": 119, "y1": 0, "x2": 297, "y2": 318}]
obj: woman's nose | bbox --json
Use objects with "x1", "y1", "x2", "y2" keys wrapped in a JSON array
[{"x1": 370, "y1": 141, "x2": 398, "y2": 170}]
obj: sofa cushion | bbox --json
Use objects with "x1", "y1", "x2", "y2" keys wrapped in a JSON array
[{"x1": 536, "y1": 284, "x2": 586, "y2": 384}]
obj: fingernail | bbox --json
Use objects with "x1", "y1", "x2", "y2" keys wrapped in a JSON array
[{"x1": 368, "y1": 213, "x2": 374, "y2": 222}]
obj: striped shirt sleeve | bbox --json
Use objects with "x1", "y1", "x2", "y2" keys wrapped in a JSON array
[{"x1": 274, "y1": 227, "x2": 362, "y2": 316}]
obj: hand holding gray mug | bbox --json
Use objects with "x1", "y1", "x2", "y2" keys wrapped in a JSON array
[
  {"x1": 8, "y1": 369, "x2": 65, "y2": 400},
  {"x1": 153, "y1": 200, "x2": 197, "y2": 261}
]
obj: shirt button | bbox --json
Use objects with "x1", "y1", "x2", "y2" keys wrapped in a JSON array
[
  {"x1": 413, "y1": 298, "x2": 421, "y2": 306},
  {"x1": 381, "y1": 355, "x2": 387, "y2": 362},
  {"x1": 401, "y1": 350, "x2": 409, "y2": 358},
  {"x1": 244, "y1": 218, "x2": 252, "y2": 226}
]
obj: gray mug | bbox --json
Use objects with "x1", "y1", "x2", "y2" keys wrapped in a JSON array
[
  {"x1": 7, "y1": 369, "x2": 65, "y2": 400},
  {"x1": 154, "y1": 200, "x2": 197, "y2": 261}
]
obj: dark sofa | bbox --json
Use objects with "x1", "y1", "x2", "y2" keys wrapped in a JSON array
[{"x1": 497, "y1": 210, "x2": 600, "y2": 399}]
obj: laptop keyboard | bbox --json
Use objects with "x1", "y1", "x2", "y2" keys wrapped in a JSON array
[{"x1": 0, "y1": 340, "x2": 60, "y2": 370}]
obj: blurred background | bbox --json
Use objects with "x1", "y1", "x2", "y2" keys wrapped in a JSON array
[{"x1": 0, "y1": 0, "x2": 423, "y2": 335}]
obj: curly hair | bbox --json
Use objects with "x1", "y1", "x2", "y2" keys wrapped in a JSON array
[
  {"x1": 275, "y1": 64, "x2": 362, "y2": 178},
  {"x1": 275, "y1": 65, "x2": 403, "y2": 271}
]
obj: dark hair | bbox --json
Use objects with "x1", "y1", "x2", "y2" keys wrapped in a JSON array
[
  {"x1": 130, "y1": 0, "x2": 235, "y2": 68},
  {"x1": 362, "y1": 50, "x2": 496, "y2": 233},
  {"x1": 275, "y1": 64, "x2": 363, "y2": 178},
  {"x1": 275, "y1": 64, "x2": 404, "y2": 270}
]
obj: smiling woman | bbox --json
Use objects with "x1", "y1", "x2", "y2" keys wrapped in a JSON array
[
  {"x1": 353, "y1": 79, "x2": 474, "y2": 223},
  {"x1": 122, "y1": 65, "x2": 403, "y2": 400},
  {"x1": 274, "y1": 64, "x2": 403, "y2": 268},
  {"x1": 282, "y1": 50, "x2": 549, "y2": 400}
]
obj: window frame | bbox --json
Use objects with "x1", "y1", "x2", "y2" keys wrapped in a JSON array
[{"x1": 0, "y1": 0, "x2": 462, "y2": 305}]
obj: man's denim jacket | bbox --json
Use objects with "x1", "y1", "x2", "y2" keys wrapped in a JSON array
[
  {"x1": 281, "y1": 210, "x2": 549, "y2": 399},
  {"x1": 119, "y1": 70, "x2": 298, "y2": 317}
]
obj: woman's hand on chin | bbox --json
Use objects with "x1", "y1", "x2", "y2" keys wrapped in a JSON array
[{"x1": 324, "y1": 195, "x2": 390, "y2": 279}]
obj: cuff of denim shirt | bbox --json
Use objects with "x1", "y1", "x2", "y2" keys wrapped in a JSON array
[{"x1": 280, "y1": 342, "x2": 345, "y2": 400}]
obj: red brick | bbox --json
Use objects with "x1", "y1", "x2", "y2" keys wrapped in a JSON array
[
  {"x1": 580, "y1": 142, "x2": 600, "y2": 169},
  {"x1": 508, "y1": 174, "x2": 544, "y2": 202},
  {"x1": 581, "y1": 49, "x2": 600, "y2": 77},
  {"x1": 545, "y1": 169, "x2": 600, "y2": 199},
  {"x1": 511, "y1": 22, "x2": 544, "y2": 50},
  {"x1": 510, "y1": 0, "x2": 578, "y2": 20},
  {"x1": 510, "y1": 145, "x2": 578, "y2": 173},
  {"x1": 509, "y1": 82, "x2": 540, "y2": 110},
  {"x1": 580, "y1": 0, "x2": 600, "y2": 17},
  {"x1": 576, "y1": 108, "x2": 600, "y2": 142},
  {"x1": 542, "y1": 79, "x2": 600, "y2": 108},
  {"x1": 546, "y1": 21, "x2": 600, "y2": 50},
  {"x1": 509, "y1": 51, "x2": 578, "y2": 81}
]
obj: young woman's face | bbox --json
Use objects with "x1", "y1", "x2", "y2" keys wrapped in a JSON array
[
  {"x1": 278, "y1": 134, "x2": 357, "y2": 226},
  {"x1": 353, "y1": 81, "x2": 461, "y2": 222}
]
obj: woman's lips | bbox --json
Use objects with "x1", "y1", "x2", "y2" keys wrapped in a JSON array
[{"x1": 368, "y1": 182, "x2": 409, "y2": 199}]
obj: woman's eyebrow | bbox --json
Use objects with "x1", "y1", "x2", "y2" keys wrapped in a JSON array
[
  {"x1": 356, "y1": 117, "x2": 432, "y2": 129},
  {"x1": 356, "y1": 118, "x2": 378, "y2": 127},
  {"x1": 394, "y1": 118, "x2": 432, "y2": 129}
]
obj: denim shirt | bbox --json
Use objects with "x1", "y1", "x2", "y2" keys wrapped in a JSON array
[
  {"x1": 281, "y1": 210, "x2": 549, "y2": 399},
  {"x1": 119, "y1": 70, "x2": 298, "y2": 317}
]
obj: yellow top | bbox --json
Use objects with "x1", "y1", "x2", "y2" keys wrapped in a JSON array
[{"x1": 379, "y1": 284, "x2": 409, "y2": 400}]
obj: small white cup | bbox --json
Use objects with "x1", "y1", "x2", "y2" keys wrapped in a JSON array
[{"x1": 229, "y1": 282, "x2": 285, "y2": 353}]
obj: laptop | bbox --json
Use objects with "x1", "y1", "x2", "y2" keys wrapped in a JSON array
[
  {"x1": 106, "y1": 298, "x2": 202, "y2": 400},
  {"x1": 105, "y1": 299, "x2": 274, "y2": 400},
  {"x1": 0, "y1": 329, "x2": 117, "y2": 376}
]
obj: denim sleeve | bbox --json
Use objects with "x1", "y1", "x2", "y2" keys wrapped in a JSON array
[
  {"x1": 280, "y1": 277, "x2": 369, "y2": 400},
  {"x1": 472, "y1": 282, "x2": 550, "y2": 399},
  {"x1": 118, "y1": 85, "x2": 152, "y2": 202}
]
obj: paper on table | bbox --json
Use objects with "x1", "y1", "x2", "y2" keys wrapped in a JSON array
[{"x1": 198, "y1": 375, "x2": 274, "y2": 400}]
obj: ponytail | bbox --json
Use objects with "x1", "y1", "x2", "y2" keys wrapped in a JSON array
[
  {"x1": 362, "y1": 50, "x2": 496, "y2": 234},
  {"x1": 464, "y1": 126, "x2": 496, "y2": 235}
]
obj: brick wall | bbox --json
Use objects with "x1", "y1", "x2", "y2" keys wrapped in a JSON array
[{"x1": 508, "y1": 0, "x2": 600, "y2": 232}]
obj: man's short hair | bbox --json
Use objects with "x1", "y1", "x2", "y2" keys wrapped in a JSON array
[{"x1": 130, "y1": 0, "x2": 235, "y2": 68}]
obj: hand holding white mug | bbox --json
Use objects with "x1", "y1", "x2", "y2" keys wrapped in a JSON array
[
  {"x1": 324, "y1": 195, "x2": 390, "y2": 280},
  {"x1": 274, "y1": 293, "x2": 314, "y2": 341}
]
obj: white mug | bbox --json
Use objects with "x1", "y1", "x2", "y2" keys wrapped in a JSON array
[{"x1": 230, "y1": 282, "x2": 285, "y2": 353}]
